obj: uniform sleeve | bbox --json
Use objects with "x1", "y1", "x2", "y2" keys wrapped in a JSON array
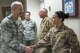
[
  {"x1": 17, "y1": 20, "x2": 24, "y2": 36},
  {"x1": 46, "y1": 18, "x2": 53, "y2": 30},
  {"x1": 33, "y1": 29, "x2": 52, "y2": 48},
  {"x1": 1, "y1": 21, "x2": 26, "y2": 52},
  {"x1": 17, "y1": 20, "x2": 24, "y2": 43},
  {"x1": 68, "y1": 29, "x2": 79, "y2": 53},
  {"x1": 34, "y1": 21, "x2": 37, "y2": 35}
]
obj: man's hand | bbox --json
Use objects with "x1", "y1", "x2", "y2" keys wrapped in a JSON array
[
  {"x1": 25, "y1": 46, "x2": 33, "y2": 53},
  {"x1": 18, "y1": 16, "x2": 22, "y2": 21}
]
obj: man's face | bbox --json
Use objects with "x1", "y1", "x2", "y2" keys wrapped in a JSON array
[
  {"x1": 13, "y1": 5, "x2": 23, "y2": 17},
  {"x1": 38, "y1": 10, "x2": 46, "y2": 18},
  {"x1": 25, "y1": 13, "x2": 30, "y2": 20}
]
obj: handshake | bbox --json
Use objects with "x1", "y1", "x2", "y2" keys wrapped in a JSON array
[{"x1": 25, "y1": 46, "x2": 34, "y2": 53}]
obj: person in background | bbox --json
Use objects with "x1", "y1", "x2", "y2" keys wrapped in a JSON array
[
  {"x1": 22, "y1": 11, "x2": 37, "y2": 46},
  {"x1": 1, "y1": 1, "x2": 32, "y2": 53},
  {"x1": 31, "y1": 11, "x2": 79, "y2": 53},
  {"x1": 37, "y1": 8, "x2": 54, "y2": 53}
]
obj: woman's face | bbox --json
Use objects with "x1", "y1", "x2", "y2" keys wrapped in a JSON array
[{"x1": 52, "y1": 13, "x2": 62, "y2": 25}]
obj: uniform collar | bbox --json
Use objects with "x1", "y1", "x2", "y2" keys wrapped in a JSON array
[
  {"x1": 8, "y1": 14, "x2": 16, "y2": 24},
  {"x1": 55, "y1": 23, "x2": 65, "y2": 32},
  {"x1": 25, "y1": 19, "x2": 31, "y2": 23},
  {"x1": 42, "y1": 16, "x2": 48, "y2": 22}
]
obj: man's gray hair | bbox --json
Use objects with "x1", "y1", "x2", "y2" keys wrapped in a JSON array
[
  {"x1": 43, "y1": 8, "x2": 48, "y2": 13},
  {"x1": 11, "y1": 1, "x2": 23, "y2": 9}
]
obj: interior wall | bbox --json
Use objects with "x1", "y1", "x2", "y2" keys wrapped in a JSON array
[
  {"x1": 44, "y1": 0, "x2": 62, "y2": 17},
  {"x1": 27, "y1": 0, "x2": 41, "y2": 30}
]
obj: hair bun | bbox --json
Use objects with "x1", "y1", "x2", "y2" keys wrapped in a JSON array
[{"x1": 65, "y1": 13, "x2": 69, "y2": 18}]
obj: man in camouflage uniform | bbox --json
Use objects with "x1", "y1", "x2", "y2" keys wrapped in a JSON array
[
  {"x1": 37, "y1": 8, "x2": 54, "y2": 53},
  {"x1": 22, "y1": 11, "x2": 37, "y2": 46},
  {"x1": 0, "y1": 1, "x2": 29, "y2": 53},
  {"x1": 32, "y1": 11, "x2": 79, "y2": 53}
]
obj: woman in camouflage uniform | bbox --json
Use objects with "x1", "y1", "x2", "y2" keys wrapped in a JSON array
[{"x1": 32, "y1": 11, "x2": 79, "y2": 53}]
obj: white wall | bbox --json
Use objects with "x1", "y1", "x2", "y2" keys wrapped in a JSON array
[
  {"x1": 44, "y1": 0, "x2": 62, "y2": 17},
  {"x1": 27, "y1": 0, "x2": 41, "y2": 30}
]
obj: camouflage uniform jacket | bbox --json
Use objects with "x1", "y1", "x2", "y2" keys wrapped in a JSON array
[
  {"x1": 0, "y1": 24, "x2": 2, "y2": 53},
  {"x1": 37, "y1": 17, "x2": 53, "y2": 40},
  {"x1": 1, "y1": 14, "x2": 26, "y2": 53},
  {"x1": 35, "y1": 23, "x2": 79, "y2": 53},
  {"x1": 22, "y1": 19, "x2": 37, "y2": 41}
]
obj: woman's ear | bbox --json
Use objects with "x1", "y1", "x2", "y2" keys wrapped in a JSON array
[{"x1": 60, "y1": 18, "x2": 62, "y2": 21}]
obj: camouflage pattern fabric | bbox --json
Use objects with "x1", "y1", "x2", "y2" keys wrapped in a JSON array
[
  {"x1": 1, "y1": 14, "x2": 26, "y2": 53},
  {"x1": 35, "y1": 23, "x2": 79, "y2": 53},
  {"x1": 37, "y1": 17, "x2": 54, "y2": 53}
]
